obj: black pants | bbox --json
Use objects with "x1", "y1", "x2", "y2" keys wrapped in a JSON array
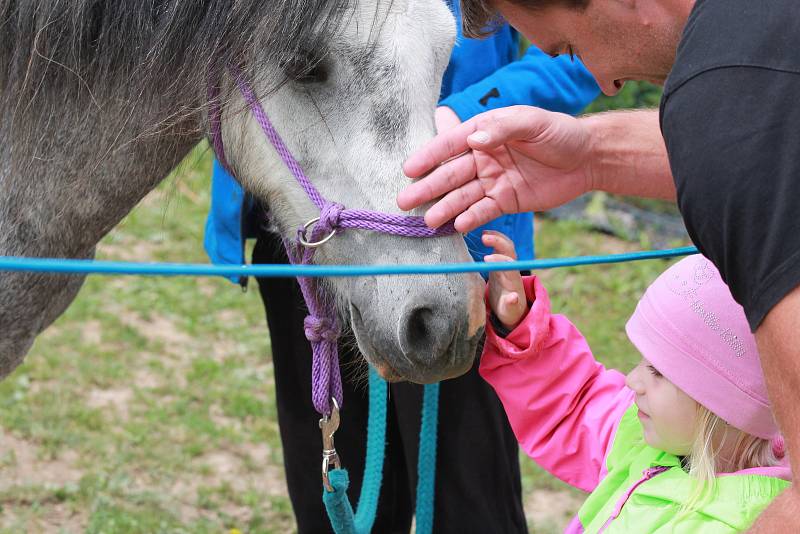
[{"x1": 253, "y1": 233, "x2": 527, "y2": 534}]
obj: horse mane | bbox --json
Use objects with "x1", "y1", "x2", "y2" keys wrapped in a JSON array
[{"x1": 0, "y1": 0, "x2": 352, "y2": 124}]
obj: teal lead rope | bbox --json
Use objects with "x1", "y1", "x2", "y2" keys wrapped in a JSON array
[
  {"x1": 414, "y1": 381, "x2": 440, "y2": 534},
  {"x1": 354, "y1": 368, "x2": 388, "y2": 531},
  {"x1": 322, "y1": 368, "x2": 439, "y2": 534}
]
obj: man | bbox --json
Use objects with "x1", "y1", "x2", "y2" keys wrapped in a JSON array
[
  {"x1": 398, "y1": 0, "x2": 800, "y2": 529},
  {"x1": 204, "y1": 1, "x2": 598, "y2": 530}
]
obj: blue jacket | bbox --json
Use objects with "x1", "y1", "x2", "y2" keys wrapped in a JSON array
[{"x1": 204, "y1": 5, "x2": 598, "y2": 279}]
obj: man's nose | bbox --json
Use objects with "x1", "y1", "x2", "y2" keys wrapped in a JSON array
[{"x1": 599, "y1": 78, "x2": 625, "y2": 97}]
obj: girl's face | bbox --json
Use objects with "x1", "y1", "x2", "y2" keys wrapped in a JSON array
[{"x1": 625, "y1": 358, "x2": 699, "y2": 455}]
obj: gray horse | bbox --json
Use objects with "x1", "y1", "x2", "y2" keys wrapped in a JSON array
[{"x1": 0, "y1": 0, "x2": 484, "y2": 385}]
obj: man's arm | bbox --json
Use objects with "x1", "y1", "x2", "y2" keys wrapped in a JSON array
[
  {"x1": 749, "y1": 287, "x2": 800, "y2": 530},
  {"x1": 399, "y1": 107, "x2": 675, "y2": 232},
  {"x1": 583, "y1": 110, "x2": 675, "y2": 201}
]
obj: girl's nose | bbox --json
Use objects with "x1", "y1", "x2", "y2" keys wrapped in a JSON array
[{"x1": 625, "y1": 364, "x2": 645, "y2": 394}]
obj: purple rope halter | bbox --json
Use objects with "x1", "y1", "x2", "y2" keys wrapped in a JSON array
[{"x1": 210, "y1": 67, "x2": 456, "y2": 416}]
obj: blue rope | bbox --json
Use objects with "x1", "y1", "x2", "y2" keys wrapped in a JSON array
[
  {"x1": 0, "y1": 246, "x2": 697, "y2": 278},
  {"x1": 354, "y1": 368, "x2": 388, "y2": 531},
  {"x1": 323, "y1": 370, "x2": 440, "y2": 534},
  {"x1": 415, "y1": 383, "x2": 439, "y2": 534},
  {"x1": 323, "y1": 469, "x2": 358, "y2": 533}
]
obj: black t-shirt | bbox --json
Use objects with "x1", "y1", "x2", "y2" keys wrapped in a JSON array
[{"x1": 660, "y1": 0, "x2": 800, "y2": 330}]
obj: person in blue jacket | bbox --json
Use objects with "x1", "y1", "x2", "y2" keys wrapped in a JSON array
[{"x1": 205, "y1": 7, "x2": 598, "y2": 533}]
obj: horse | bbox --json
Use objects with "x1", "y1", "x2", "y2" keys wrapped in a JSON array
[{"x1": 0, "y1": 0, "x2": 485, "y2": 386}]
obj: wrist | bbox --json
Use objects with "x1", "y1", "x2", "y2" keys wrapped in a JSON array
[
  {"x1": 580, "y1": 112, "x2": 612, "y2": 195},
  {"x1": 578, "y1": 109, "x2": 674, "y2": 200},
  {"x1": 489, "y1": 301, "x2": 532, "y2": 338}
]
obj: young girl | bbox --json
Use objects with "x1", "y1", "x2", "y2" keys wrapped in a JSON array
[{"x1": 480, "y1": 231, "x2": 789, "y2": 533}]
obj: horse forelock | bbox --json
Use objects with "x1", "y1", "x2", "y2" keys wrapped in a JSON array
[{"x1": 0, "y1": 0, "x2": 354, "y2": 114}]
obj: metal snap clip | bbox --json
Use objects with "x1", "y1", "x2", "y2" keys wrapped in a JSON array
[{"x1": 320, "y1": 397, "x2": 341, "y2": 492}]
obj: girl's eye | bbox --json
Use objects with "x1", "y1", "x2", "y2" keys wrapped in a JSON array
[{"x1": 647, "y1": 365, "x2": 663, "y2": 378}]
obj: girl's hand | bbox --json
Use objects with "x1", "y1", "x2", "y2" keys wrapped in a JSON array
[{"x1": 482, "y1": 231, "x2": 529, "y2": 331}]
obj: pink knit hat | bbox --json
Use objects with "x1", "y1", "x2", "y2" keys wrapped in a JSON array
[{"x1": 625, "y1": 255, "x2": 777, "y2": 440}]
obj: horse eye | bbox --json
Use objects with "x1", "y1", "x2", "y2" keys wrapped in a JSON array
[{"x1": 282, "y1": 54, "x2": 329, "y2": 85}]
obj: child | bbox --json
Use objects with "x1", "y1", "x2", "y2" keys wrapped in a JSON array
[{"x1": 480, "y1": 231, "x2": 789, "y2": 533}]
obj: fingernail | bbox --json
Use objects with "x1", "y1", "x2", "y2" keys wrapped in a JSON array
[{"x1": 469, "y1": 131, "x2": 490, "y2": 144}]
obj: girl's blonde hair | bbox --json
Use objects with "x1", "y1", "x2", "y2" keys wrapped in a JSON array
[{"x1": 682, "y1": 404, "x2": 781, "y2": 512}]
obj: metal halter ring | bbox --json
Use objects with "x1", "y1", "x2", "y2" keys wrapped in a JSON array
[{"x1": 298, "y1": 217, "x2": 337, "y2": 248}]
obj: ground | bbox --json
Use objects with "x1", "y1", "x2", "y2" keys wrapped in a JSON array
[{"x1": 0, "y1": 145, "x2": 688, "y2": 533}]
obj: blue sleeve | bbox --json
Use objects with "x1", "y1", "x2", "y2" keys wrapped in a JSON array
[
  {"x1": 440, "y1": 45, "x2": 599, "y2": 121},
  {"x1": 204, "y1": 160, "x2": 247, "y2": 282}
]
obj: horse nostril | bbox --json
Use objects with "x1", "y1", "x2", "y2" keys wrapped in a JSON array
[{"x1": 408, "y1": 306, "x2": 434, "y2": 343}]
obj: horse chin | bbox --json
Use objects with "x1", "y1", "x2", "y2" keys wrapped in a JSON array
[{"x1": 371, "y1": 363, "x2": 406, "y2": 383}]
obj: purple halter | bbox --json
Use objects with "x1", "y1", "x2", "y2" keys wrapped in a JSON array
[{"x1": 209, "y1": 67, "x2": 457, "y2": 417}]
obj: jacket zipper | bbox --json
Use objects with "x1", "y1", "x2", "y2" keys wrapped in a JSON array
[{"x1": 596, "y1": 466, "x2": 670, "y2": 533}]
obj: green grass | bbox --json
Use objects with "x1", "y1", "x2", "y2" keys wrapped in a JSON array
[{"x1": 0, "y1": 143, "x2": 690, "y2": 533}]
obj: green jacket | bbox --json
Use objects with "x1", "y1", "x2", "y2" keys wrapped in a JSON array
[{"x1": 579, "y1": 406, "x2": 790, "y2": 533}]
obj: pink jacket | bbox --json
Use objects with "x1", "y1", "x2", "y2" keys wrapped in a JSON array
[{"x1": 480, "y1": 275, "x2": 634, "y2": 493}]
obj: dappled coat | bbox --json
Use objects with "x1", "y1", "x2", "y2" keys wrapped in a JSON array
[{"x1": 480, "y1": 276, "x2": 791, "y2": 533}]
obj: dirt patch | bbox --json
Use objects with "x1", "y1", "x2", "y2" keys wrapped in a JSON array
[
  {"x1": 197, "y1": 444, "x2": 287, "y2": 497},
  {"x1": 524, "y1": 488, "x2": 586, "y2": 531},
  {"x1": 0, "y1": 503, "x2": 87, "y2": 533},
  {"x1": 197, "y1": 278, "x2": 221, "y2": 298},
  {"x1": 118, "y1": 312, "x2": 195, "y2": 354},
  {"x1": 133, "y1": 368, "x2": 162, "y2": 389},
  {"x1": 86, "y1": 387, "x2": 134, "y2": 419},
  {"x1": 208, "y1": 404, "x2": 244, "y2": 434},
  {"x1": 39, "y1": 503, "x2": 86, "y2": 533},
  {"x1": 0, "y1": 431, "x2": 82, "y2": 492},
  {"x1": 97, "y1": 239, "x2": 162, "y2": 263},
  {"x1": 215, "y1": 309, "x2": 243, "y2": 326},
  {"x1": 80, "y1": 320, "x2": 103, "y2": 345},
  {"x1": 166, "y1": 443, "x2": 289, "y2": 525},
  {"x1": 210, "y1": 339, "x2": 239, "y2": 363}
]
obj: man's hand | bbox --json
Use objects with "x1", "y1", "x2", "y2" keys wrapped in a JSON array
[{"x1": 398, "y1": 106, "x2": 594, "y2": 233}]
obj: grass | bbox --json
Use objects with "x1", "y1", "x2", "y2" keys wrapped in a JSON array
[{"x1": 0, "y1": 144, "x2": 691, "y2": 533}]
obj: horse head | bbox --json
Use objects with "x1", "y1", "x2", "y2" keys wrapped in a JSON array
[
  {"x1": 217, "y1": 0, "x2": 485, "y2": 383},
  {"x1": 0, "y1": 0, "x2": 483, "y2": 384}
]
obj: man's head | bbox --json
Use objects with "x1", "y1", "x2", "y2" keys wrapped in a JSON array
[{"x1": 461, "y1": 0, "x2": 694, "y2": 95}]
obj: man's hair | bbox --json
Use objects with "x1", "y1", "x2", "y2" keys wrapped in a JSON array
[{"x1": 461, "y1": 0, "x2": 589, "y2": 38}]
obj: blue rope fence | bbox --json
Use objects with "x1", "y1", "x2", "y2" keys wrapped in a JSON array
[
  {"x1": 0, "y1": 244, "x2": 700, "y2": 534},
  {"x1": 0, "y1": 246, "x2": 698, "y2": 278}
]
